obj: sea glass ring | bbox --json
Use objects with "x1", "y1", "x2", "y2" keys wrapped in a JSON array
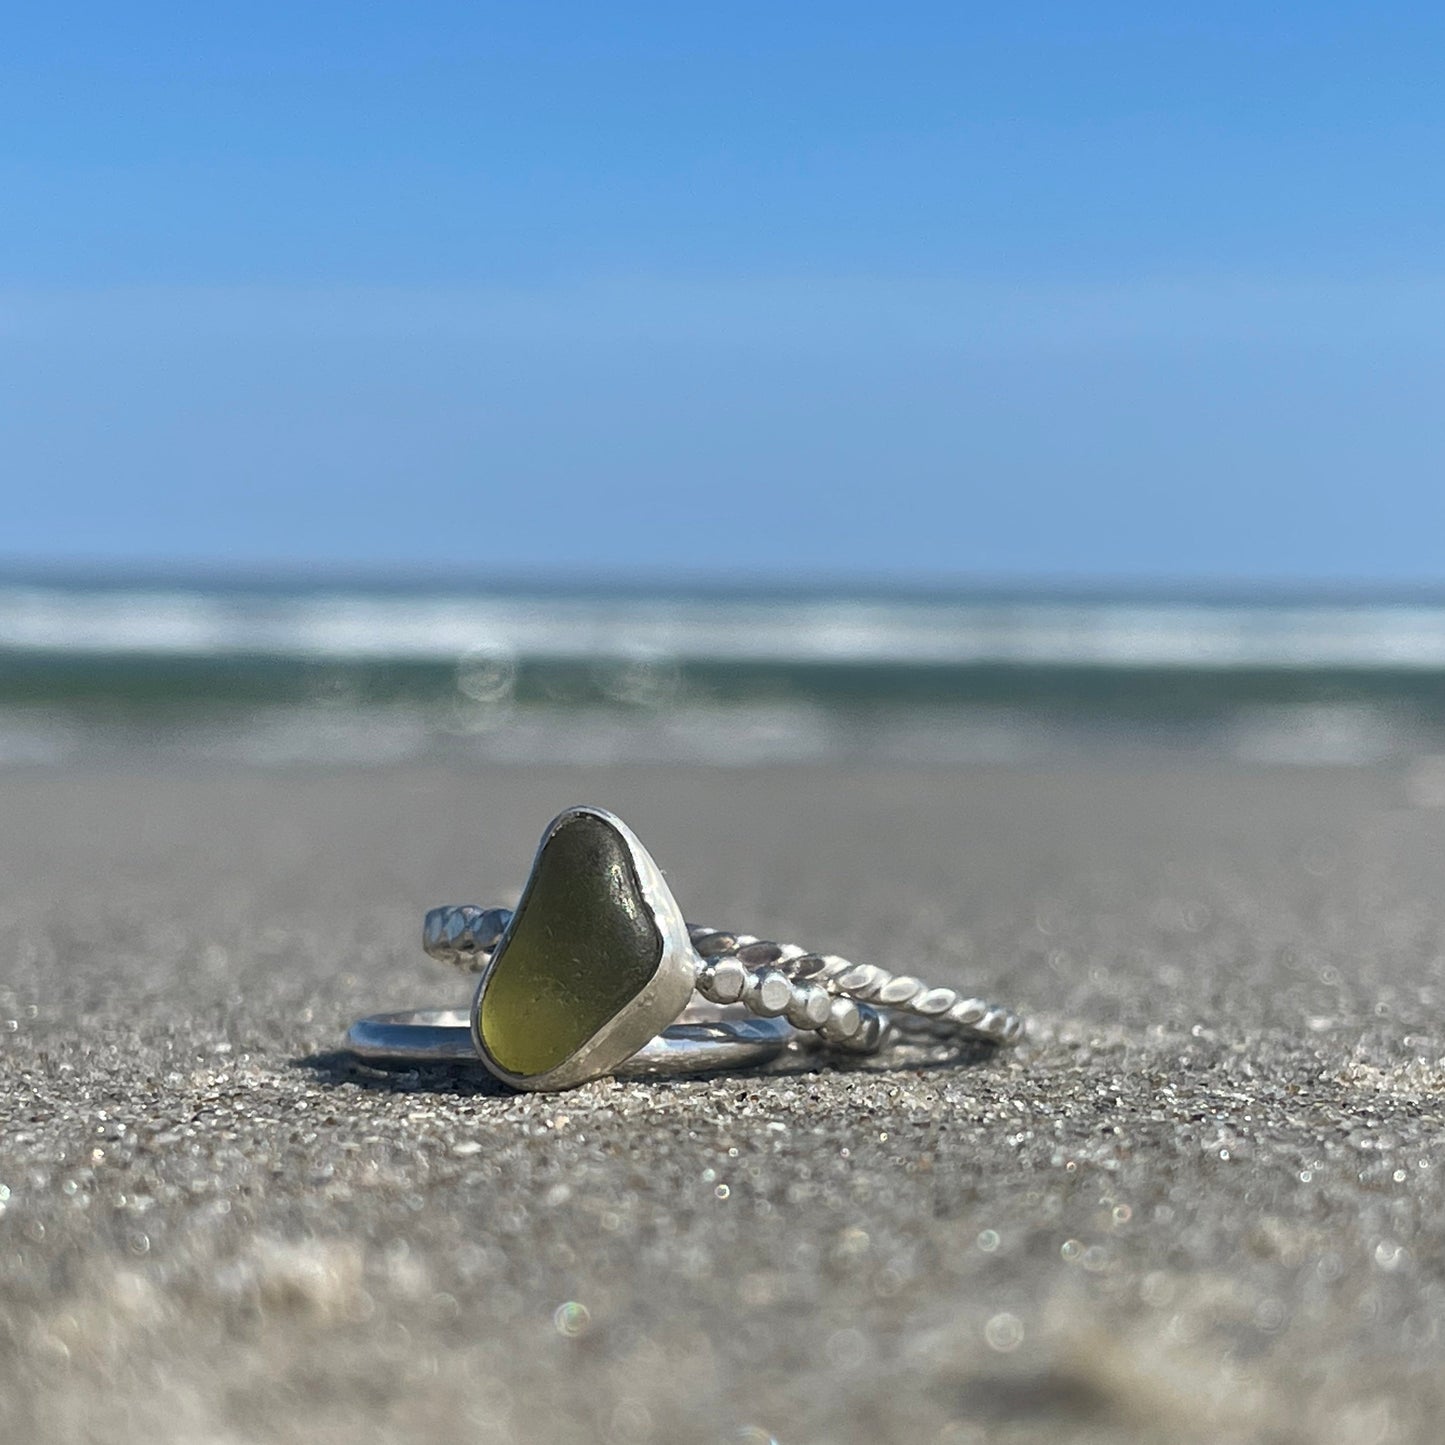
[{"x1": 345, "y1": 805, "x2": 1025, "y2": 1092}]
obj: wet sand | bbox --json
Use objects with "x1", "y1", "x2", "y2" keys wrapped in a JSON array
[{"x1": 2, "y1": 761, "x2": 1443, "y2": 1443}]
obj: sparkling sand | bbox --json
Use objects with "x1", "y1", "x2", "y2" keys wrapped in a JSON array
[{"x1": 2, "y1": 762, "x2": 1443, "y2": 1443}]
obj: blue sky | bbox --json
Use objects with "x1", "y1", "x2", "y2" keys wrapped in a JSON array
[{"x1": 3, "y1": 3, "x2": 1444, "y2": 585}]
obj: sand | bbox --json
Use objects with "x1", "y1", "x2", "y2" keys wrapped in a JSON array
[{"x1": 2, "y1": 761, "x2": 1443, "y2": 1443}]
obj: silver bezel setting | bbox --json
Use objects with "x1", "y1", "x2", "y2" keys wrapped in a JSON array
[{"x1": 468, "y1": 805, "x2": 700, "y2": 1091}]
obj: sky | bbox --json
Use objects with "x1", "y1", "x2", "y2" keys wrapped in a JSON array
[{"x1": 3, "y1": 3, "x2": 1444, "y2": 587}]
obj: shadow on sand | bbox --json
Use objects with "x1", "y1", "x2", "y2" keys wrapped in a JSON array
[{"x1": 294, "y1": 1036, "x2": 1008, "y2": 1099}]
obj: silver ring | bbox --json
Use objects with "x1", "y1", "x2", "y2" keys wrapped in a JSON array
[
  {"x1": 346, "y1": 805, "x2": 1025, "y2": 1092},
  {"x1": 345, "y1": 1006, "x2": 793, "y2": 1078}
]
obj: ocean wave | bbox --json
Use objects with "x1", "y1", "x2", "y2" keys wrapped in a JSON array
[{"x1": 5, "y1": 583, "x2": 1445, "y2": 669}]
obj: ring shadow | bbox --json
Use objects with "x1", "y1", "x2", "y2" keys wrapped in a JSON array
[
  {"x1": 295, "y1": 1050, "x2": 513, "y2": 1098},
  {"x1": 293, "y1": 1037, "x2": 1007, "y2": 1099}
]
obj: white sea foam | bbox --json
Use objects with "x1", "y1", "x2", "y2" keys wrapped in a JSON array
[{"x1": 5, "y1": 584, "x2": 1445, "y2": 669}]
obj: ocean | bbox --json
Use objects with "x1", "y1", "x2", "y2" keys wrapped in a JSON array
[{"x1": 4, "y1": 574, "x2": 1445, "y2": 768}]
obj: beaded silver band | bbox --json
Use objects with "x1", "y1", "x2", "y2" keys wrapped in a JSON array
[{"x1": 423, "y1": 905, "x2": 1025, "y2": 1053}]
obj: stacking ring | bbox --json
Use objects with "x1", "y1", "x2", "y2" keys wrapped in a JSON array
[{"x1": 345, "y1": 805, "x2": 1025, "y2": 1092}]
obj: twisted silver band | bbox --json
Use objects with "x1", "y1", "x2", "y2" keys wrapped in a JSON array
[{"x1": 423, "y1": 905, "x2": 1024, "y2": 1052}]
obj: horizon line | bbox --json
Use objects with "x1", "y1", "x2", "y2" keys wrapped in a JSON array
[{"x1": 4, "y1": 556, "x2": 1445, "y2": 607}]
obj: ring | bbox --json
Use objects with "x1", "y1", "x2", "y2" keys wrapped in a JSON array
[
  {"x1": 346, "y1": 805, "x2": 1025, "y2": 1092},
  {"x1": 345, "y1": 1007, "x2": 793, "y2": 1078}
]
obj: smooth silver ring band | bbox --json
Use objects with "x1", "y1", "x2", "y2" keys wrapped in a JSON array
[{"x1": 346, "y1": 1006, "x2": 793, "y2": 1078}]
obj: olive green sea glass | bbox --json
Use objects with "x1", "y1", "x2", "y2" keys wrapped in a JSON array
[{"x1": 478, "y1": 812, "x2": 662, "y2": 1077}]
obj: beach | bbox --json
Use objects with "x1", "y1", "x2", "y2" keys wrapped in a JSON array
[{"x1": 2, "y1": 758, "x2": 1443, "y2": 1442}]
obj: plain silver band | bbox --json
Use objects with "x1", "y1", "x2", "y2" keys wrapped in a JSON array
[
  {"x1": 345, "y1": 1006, "x2": 794, "y2": 1078},
  {"x1": 422, "y1": 906, "x2": 1025, "y2": 1049}
]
